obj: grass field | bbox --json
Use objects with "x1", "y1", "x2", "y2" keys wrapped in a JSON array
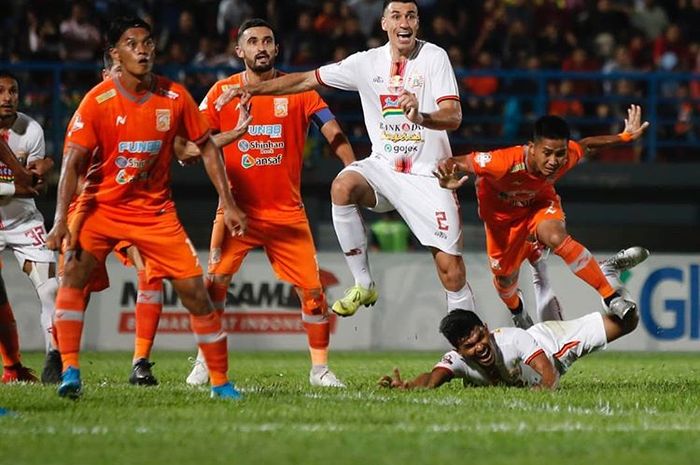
[{"x1": 2, "y1": 351, "x2": 700, "y2": 465}]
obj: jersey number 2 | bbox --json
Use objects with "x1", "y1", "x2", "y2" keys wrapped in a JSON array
[{"x1": 435, "y1": 212, "x2": 449, "y2": 231}]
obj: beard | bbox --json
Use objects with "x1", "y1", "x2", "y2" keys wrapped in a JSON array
[{"x1": 246, "y1": 53, "x2": 274, "y2": 73}]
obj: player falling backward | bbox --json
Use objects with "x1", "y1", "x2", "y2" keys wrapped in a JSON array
[
  {"x1": 214, "y1": 0, "x2": 478, "y2": 320},
  {"x1": 434, "y1": 105, "x2": 649, "y2": 329},
  {"x1": 379, "y1": 246, "x2": 649, "y2": 390},
  {"x1": 0, "y1": 71, "x2": 62, "y2": 384},
  {"x1": 187, "y1": 18, "x2": 356, "y2": 388}
]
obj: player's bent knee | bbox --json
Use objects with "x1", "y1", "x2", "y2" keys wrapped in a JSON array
[
  {"x1": 297, "y1": 287, "x2": 328, "y2": 317},
  {"x1": 172, "y1": 277, "x2": 212, "y2": 315}
]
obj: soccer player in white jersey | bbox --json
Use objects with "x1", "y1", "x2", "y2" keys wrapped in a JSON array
[
  {"x1": 213, "y1": 0, "x2": 476, "y2": 318},
  {"x1": 0, "y1": 71, "x2": 62, "y2": 384},
  {"x1": 378, "y1": 247, "x2": 649, "y2": 390}
]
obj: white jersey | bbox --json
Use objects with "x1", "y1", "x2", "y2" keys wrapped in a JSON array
[
  {"x1": 317, "y1": 41, "x2": 459, "y2": 176},
  {"x1": 0, "y1": 112, "x2": 46, "y2": 230},
  {"x1": 434, "y1": 313, "x2": 608, "y2": 387}
]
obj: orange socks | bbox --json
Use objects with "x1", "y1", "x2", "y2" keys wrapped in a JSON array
[
  {"x1": 0, "y1": 302, "x2": 20, "y2": 367},
  {"x1": 190, "y1": 311, "x2": 228, "y2": 386},
  {"x1": 54, "y1": 287, "x2": 87, "y2": 370},
  {"x1": 554, "y1": 236, "x2": 615, "y2": 298},
  {"x1": 493, "y1": 277, "x2": 521, "y2": 311},
  {"x1": 207, "y1": 281, "x2": 228, "y2": 314},
  {"x1": 301, "y1": 291, "x2": 330, "y2": 367},
  {"x1": 133, "y1": 271, "x2": 163, "y2": 363}
]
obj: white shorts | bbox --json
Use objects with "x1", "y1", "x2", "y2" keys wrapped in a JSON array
[
  {"x1": 343, "y1": 155, "x2": 463, "y2": 255},
  {"x1": 528, "y1": 312, "x2": 608, "y2": 374},
  {"x1": 0, "y1": 211, "x2": 56, "y2": 265}
]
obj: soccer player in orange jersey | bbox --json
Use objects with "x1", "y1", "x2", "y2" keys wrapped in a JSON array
[
  {"x1": 46, "y1": 17, "x2": 247, "y2": 400},
  {"x1": 435, "y1": 106, "x2": 649, "y2": 328},
  {"x1": 189, "y1": 18, "x2": 356, "y2": 387}
]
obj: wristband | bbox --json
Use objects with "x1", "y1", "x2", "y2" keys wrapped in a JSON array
[
  {"x1": 618, "y1": 132, "x2": 633, "y2": 142},
  {"x1": 0, "y1": 182, "x2": 16, "y2": 196}
]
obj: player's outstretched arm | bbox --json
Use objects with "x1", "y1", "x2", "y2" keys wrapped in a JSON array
[
  {"x1": 398, "y1": 90, "x2": 462, "y2": 131},
  {"x1": 46, "y1": 144, "x2": 88, "y2": 251},
  {"x1": 526, "y1": 352, "x2": 559, "y2": 390},
  {"x1": 320, "y1": 119, "x2": 356, "y2": 166},
  {"x1": 578, "y1": 104, "x2": 650, "y2": 154},
  {"x1": 214, "y1": 71, "x2": 320, "y2": 111},
  {"x1": 378, "y1": 367, "x2": 453, "y2": 390},
  {"x1": 199, "y1": 137, "x2": 247, "y2": 236}
]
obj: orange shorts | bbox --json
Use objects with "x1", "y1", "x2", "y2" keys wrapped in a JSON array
[
  {"x1": 113, "y1": 241, "x2": 133, "y2": 267},
  {"x1": 208, "y1": 211, "x2": 321, "y2": 290},
  {"x1": 73, "y1": 206, "x2": 201, "y2": 282},
  {"x1": 484, "y1": 196, "x2": 565, "y2": 277}
]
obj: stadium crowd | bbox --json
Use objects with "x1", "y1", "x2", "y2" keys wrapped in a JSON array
[{"x1": 0, "y1": 0, "x2": 698, "y2": 160}]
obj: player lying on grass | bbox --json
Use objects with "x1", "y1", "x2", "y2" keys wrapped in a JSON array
[{"x1": 379, "y1": 246, "x2": 648, "y2": 390}]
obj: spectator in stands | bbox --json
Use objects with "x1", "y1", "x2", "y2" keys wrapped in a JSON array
[
  {"x1": 336, "y1": 16, "x2": 366, "y2": 55},
  {"x1": 424, "y1": 14, "x2": 459, "y2": 51},
  {"x1": 470, "y1": 0, "x2": 508, "y2": 59},
  {"x1": 678, "y1": 0, "x2": 700, "y2": 44},
  {"x1": 627, "y1": 32, "x2": 654, "y2": 70},
  {"x1": 59, "y1": 2, "x2": 101, "y2": 61},
  {"x1": 583, "y1": 0, "x2": 630, "y2": 45},
  {"x1": 630, "y1": 0, "x2": 670, "y2": 41},
  {"x1": 346, "y1": 0, "x2": 383, "y2": 37},
  {"x1": 501, "y1": 19, "x2": 534, "y2": 69},
  {"x1": 562, "y1": 47, "x2": 600, "y2": 98},
  {"x1": 536, "y1": 24, "x2": 574, "y2": 69},
  {"x1": 217, "y1": 0, "x2": 253, "y2": 37},
  {"x1": 653, "y1": 24, "x2": 690, "y2": 71},
  {"x1": 602, "y1": 45, "x2": 636, "y2": 94},
  {"x1": 314, "y1": 1, "x2": 342, "y2": 36},
  {"x1": 11, "y1": 11, "x2": 60, "y2": 61},
  {"x1": 284, "y1": 10, "x2": 322, "y2": 66},
  {"x1": 548, "y1": 80, "x2": 584, "y2": 123}
]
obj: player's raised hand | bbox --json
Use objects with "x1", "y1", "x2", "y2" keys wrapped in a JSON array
[
  {"x1": 223, "y1": 203, "x2": 247, "y2": 237},
  {"x1": 234, "y1": 91, "x2": 253, "y2": 131},
  {"x1": 46, "y1": 220, "x2": 71, "y2": 251},
  {"x1": 214, "y1": 86, "x2": 244, "y2": 112},
  {"x1": 378, "y1": 368, "x2": 408, "y2": 389},
  {"x1": 621, "y1": 104, "x2": 650, "y2": 141},
  {"x1": 433, "y1": 158, "x2": 469, "y2": 190},
  {"x1": 398, "y1": 89, "x2": 424, "y2": 125}
]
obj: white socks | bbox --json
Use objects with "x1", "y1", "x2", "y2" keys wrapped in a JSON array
[
  {"x1": 446, "y1": 282, "x2": 476, "y2": 312},
  {"x1": 530, "y1": 259, "x2": 562, "y2": 322},
  {"x1": 332, "y1": 203, "x2": 373, "y2": 288},
  {"x1": 35, "y1": 277, "x2": 59, "y2": 352}
]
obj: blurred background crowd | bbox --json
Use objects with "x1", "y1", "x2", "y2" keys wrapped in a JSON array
[{"x1": 0, "y1": 0, "x2": 698, "y2": 163}]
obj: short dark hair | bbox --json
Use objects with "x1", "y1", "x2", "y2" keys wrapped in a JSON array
[
  {"x1": 106, "y1": 16, "x2": 151, "y2": 48},
  {"x1": 0, "y1": 71, "x2": 19, "y2": 83},
  {"x1": 439, "y1": 310, "x2": 484, "y2": 348},
  {"x1": 237, "y1": 18, "x2": 276, "y2": 42},
  {"x1": 533, "y1": 115, "x2": 570, "y2": 142},
  {"x1": 383, "y1": 0, "x2": 419, "y2": 13}
]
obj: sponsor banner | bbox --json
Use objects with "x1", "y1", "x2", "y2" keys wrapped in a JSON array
[{"x1": 5, "y1": 250, "x2": 700, "y2": 351}]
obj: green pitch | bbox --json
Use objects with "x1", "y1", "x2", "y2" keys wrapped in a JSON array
[{"x1": 2, "y1": 351, "x2": 700, "y2": 465}]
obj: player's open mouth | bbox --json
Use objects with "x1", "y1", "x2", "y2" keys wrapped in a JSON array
[
  {"x1": 475, "y1": 345, "x2": 494, "y2": 365},
  {"x1": 255, "y1": 53, "x2": 270, "y2": 61},
  {"x1": 397, "y1": 31, "x2": 413, "y2": 43}
]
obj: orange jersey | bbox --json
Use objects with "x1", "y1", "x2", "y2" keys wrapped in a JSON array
[
  {"x1": 64, "y1": 75, "x2": 210, "y2": 215},
  {"x1": 200, "y1": 72, "x2": 331, "y2": 223},
  {"x1": 468, "y1": 141, "x2": 584, "y2": 222}
]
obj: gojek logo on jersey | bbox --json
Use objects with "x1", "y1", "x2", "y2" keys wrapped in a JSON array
[
  {"x1": 380, "y1": 95, "x2": 404, "y2": 118},
  {"x1": 241, "y1": 154, "x2": 283, "y2": 169}
]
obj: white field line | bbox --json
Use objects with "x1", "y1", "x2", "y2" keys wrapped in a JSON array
[{"x1": 3, "y1": 421, "x2": 700, "y2": 435}]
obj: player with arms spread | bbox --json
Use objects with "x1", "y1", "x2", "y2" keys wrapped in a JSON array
[
  {"x1": 214, "y1": 0, "x2": 476, "y2": 318},
  {"x1": 434, "y1": 107, "x2": 649, "y2": 327},
  {"x1": 46, "y1": 17, "x2": 246, "y2": 400},
  {"x1": 0, "y1": 71, "x2": 61, "y2": 384},
  {"x1": 188, "y1": 18, "x2": 356, "y2": 387}
]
